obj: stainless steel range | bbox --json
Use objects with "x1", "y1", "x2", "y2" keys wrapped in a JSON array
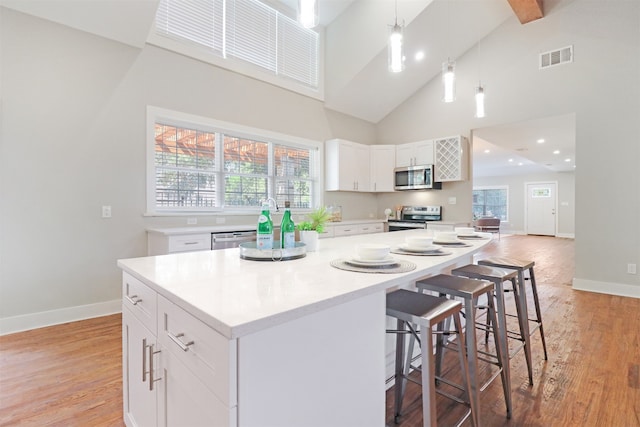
[{"x1": 387, "y1": 205, "x2": 442, "y2": 231}]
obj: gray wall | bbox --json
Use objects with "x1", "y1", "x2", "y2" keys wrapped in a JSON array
[
  {"x1": 0, "y1": 8, "x2": 377, "y2": 330},
  {"x1": 1, "y1": 0, "x2": 639, "y2": 332},
  {"x1": 376, "y1": 0, "x2": 640, "y2": 296},
  {"x1": 474, "y1": 172, "x2": 575, "y2": 237}
]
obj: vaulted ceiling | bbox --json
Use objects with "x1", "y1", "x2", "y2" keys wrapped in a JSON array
[{"x1": 2, "y1": 0, "x2": 572, "y2": 177}]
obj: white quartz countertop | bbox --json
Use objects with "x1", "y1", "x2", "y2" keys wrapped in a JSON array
[
  {"x1": 146, "y1": 219, "x2": 385, "y2": 235},
  {"x1": 118, "y1": 230, "x2": 491, "y2": 339}
]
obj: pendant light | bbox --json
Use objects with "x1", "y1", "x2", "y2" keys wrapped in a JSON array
[
  {"x1": 475, "y1": 84, "x2": 485, "y2": 118},
  {"x1": 474, "y1": 41, "x2": 485, "y2": 118},
  {"x1": 442, "y1": 59, "x2": 456, "y2": 102},
  {"x1": 388, "y1": 0, "x2": 405, "y2": 73},
  {"x1": 442, "y1": 0, "x2": 455, "y2": 102},
  {"x1": 298, "y1": 0, "x2": 318, "y2": 29}
]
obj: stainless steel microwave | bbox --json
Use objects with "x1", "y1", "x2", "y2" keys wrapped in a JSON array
[{"x1": 394, "y1": 164, "x2": 442, "y2": 190}]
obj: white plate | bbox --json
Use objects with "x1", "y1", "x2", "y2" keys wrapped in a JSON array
[
  {"x1": 457, "y1": 232, "x2": 477, "y2": 237},
  {"x1": 399, "y1": 244, "x2": 442, "y2": 253},
  {"x1": 346, "y1": 256, "x2": 397, "y2": 267},
  {"x1": 433, "y1": 240, "x2": 466, "y2": 245}
]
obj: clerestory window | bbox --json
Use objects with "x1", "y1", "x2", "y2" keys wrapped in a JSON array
[{"x1": 151, "y1": 0, "x2": 320, "y2": 95}]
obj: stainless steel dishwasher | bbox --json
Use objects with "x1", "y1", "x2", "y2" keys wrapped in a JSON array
[{"x1": 211, "y1": 230, "x2": 257, "y2": 250}]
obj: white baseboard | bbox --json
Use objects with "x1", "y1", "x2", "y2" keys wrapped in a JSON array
[
  {"x1": 556, "y1": 233, "x2": 575, "y2": 238},
  {"x1": 573, "y1": 278, "x2": 640, "y2": 299},
  {"x1": 0, "y1": 299, "x2": 122, "y2": 336}
]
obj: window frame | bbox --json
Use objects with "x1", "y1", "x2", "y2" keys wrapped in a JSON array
[
  {"x1": 148, "y1": 0, "x2": 325, "y2": 102},
  {"x1": 146, "y1": 106, "x2": 323, "y2": 216},
  {"x1": 472, "y1": 185, "x2": 509, "y2": 222}
]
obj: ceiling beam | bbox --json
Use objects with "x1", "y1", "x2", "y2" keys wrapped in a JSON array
[{"x1": 506, "y1": 0, "x2": 544, "y2": 24}]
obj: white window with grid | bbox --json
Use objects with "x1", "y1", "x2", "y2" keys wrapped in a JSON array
[{"x1": 146, "y1": 106, "x2": 321, "y2": 214}]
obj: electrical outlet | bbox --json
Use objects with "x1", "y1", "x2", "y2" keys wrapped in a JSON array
[
  {"x1": 101, "y1": 205, "x2": 112, "y2": 218},
  {"x1": 187, "y1": 217, "x2": 197, "y2": 225},
  {"x1": 628, "y1": 263, "x2": 637, "y2": 275}
]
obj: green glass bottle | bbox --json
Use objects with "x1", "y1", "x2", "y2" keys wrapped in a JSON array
[
  {"x1": 280, "y1": 201, "x2": 295, "y2": 249},
  {"x1": 257, "y1": 202, "x2": 273, "y2": 250}
]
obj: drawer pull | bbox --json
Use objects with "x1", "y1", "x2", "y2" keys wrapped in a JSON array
[
  {"x1": 183, "y1": 241, "x2": 199, "y2": 245},
  {"x1": 167, "y1": 331, "x2": 194, "y2": 352},
  {"x1": 126, "y1": 294, "x2": 142, "y2": 305}
]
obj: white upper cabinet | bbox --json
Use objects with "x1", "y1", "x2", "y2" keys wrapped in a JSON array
[
  {"x1": 434, "y1": 135, "x2": 469, "y2": 182},
  {"x1": 369, "y1": 145, "x2": 396, "y2": 192},
  {"x1": 325, "y1": 139, "x2": 370, "y2": 192},
  {"x1": 395, "y1": 140, "x2": 434, "y2": 167}
]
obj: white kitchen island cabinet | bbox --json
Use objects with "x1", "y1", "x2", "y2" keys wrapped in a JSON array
[{"x1": 118, "y1": 231, "x2": 491, "y2": 427}]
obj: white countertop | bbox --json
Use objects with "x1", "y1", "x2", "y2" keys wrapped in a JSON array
[{"x1": 118, "y1": 230, "x2": 491, "y2": 339}]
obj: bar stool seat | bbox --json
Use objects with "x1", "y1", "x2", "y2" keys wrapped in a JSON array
[
  {"x1": 477, "y1": 257, "x2": 548, "y2": 366},
  {"x1": 415, "y1": 274, "x2": 512, "y2": 421},
  {"x1": 386, "y1": 289, "x2": 477, "y2": 427}
]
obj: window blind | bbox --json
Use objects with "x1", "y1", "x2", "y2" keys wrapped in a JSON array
[{"x1": 155, "y1": 0, "x2": 319, "y2": 88}]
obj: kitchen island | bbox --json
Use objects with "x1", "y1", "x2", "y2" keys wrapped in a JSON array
[{"x1": 118, "y1": 230, "x2": 491, "y2": 427}]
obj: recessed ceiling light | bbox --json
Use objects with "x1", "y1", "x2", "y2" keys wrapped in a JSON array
[
  {"x1": 553, "y1": 150, "x2": 560, "y2": 154},
  {"x1": 564, "y1": 158, "x2": 571, "y2": 162},
  {"x1": 484, "y1": 149, "x2": 490, "y2": 153},
  {"x1": 537, "y1": 138, "x2": 545, "y2": 144},
  {"x1": 518, "y1": 162, "x2": 523, "y2": 166},
  {"x1": 508, "y1": 158, "x2": 514, "y2": 162},
  {"x1": 414, "y1": 51, "x2": 425, "y2": 61}
]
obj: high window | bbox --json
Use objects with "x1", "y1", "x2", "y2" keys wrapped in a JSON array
[
  {"x1": 472, "y1": 186, "x2": 509, "y2": 221},
  {"x1": 151, "y1": 0, "x2": 320, "y2": 95},
  {"x1": 147, "y1": 107, "x2": 320, "y2": 214}
]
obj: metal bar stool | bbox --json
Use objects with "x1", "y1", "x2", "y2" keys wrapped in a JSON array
[
  {"x1": 477, "y1": 258, "x2": 548, "y2": 366},
  {"x1": 415, "y1": 274, "x2": 512, "y2": 421},
  {"x1": 386, "y1": 289, "x2": 477, "y2": 427},
  {"x1": 451, "y1": 263, "x2": 527, "y2": 392}
]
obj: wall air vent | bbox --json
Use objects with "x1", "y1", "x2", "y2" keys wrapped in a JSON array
[{"x1": 539, "y1": 45, "x2": 573, "y2": 69}]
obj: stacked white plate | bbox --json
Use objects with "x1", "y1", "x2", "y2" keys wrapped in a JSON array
[{"x1": 434, "y1": 231, "x2": 460, "y2": 244}]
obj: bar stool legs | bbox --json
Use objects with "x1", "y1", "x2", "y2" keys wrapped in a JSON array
[
  {"x1": 477, "y1": 257, "x2": 549, "y2": 384},
  {"x1": 386, "y1": 289, "x2": 477, "y2": 427},
  {"x1": 415, "y1": 274, "x2": 512, "y2": 422}
]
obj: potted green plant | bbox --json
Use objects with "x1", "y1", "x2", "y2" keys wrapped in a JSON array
[{"x1": 296, "y1": 206, "x2": 331, "y2": 251}]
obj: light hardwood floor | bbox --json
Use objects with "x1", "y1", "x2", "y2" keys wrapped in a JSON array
[{"x1": 1, "y1": 235, "x2": 638, "y2": 427}]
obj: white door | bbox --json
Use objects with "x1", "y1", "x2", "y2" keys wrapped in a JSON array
[{"x1": 526, "y1": 182, "x2": 557, "y2": 236}]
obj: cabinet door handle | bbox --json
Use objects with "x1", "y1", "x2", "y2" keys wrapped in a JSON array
[
  {"x1": 148, "y1": 343, "x2": 161, "y2": 391},
  {"x1": 183, "y1": 241, "x2": 199, "y2": 245},
  {"x1": 126, "y1": 294, "x2": 142, "y2": 305},
  {"x1": 167, "y1": 331, "x2": 194, "y2": 352},
  {"x1": 142, "y1": 338, "x2": 148, "y2": 382}
]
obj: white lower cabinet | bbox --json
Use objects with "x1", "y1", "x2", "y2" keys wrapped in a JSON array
[
  {"x1": 123, "y1": 307, "x2": 158, "y2": 427},
  {"x1": 122, "y1": 273, "x2": 237, "y2": 427},
  {"x1": 332, "y1": 221, "x2": 384, "y2": 237}
]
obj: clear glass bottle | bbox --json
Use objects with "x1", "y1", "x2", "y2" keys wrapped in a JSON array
[
  {"x1": 257, "y1": 202, "x2": 274, "y2": 250},
  {"x1": 280, "y1": 201, "x2": 295, "y2": 249}
]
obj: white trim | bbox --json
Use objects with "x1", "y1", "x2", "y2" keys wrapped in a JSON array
[
  {"x1": 573, "y1": 278, "x2": 640, "y2": 299},
  {"x1": 0, "y1": 299, "x2": 122, "y2": 336},
  {"x1": 556, "y1": 233, "x2": 575, "y2": 239},
  {"x1": 146, "y1": 106, "x2": 324, "y2": 215},
  {"x1": 147, "y1": 26, "x2": 325, "y2": 101}
]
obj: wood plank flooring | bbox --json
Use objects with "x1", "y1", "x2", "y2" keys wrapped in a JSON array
[{"x1": 1, "y1": 235, "x2": 638, "y2": 427}]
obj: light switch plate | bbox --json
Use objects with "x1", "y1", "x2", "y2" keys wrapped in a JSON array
[{"x1": 448, "y1": 197, "x2": 457, "y2": 205}]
